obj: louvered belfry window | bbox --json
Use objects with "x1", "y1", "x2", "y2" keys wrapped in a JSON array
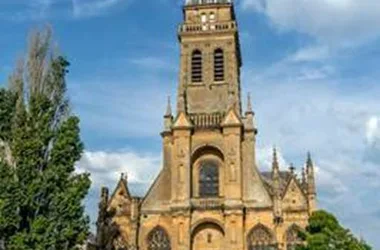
[
  {"x1": 214, "y1": 48, "x2": 224, "y2": 81},
  {"x1": 191, "y1": 50, "x2": 202, "y2": 83}
]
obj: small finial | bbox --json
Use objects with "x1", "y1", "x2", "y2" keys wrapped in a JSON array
[
  {"x1": 165, "y1": 96, "x2": 172, "y2": 117},
  {"x1": 289, "y1": 163, "x2": 295, "y2": 174},
  {"x1": 120, "y1": 172, "x2": 128, "y2": 182}
]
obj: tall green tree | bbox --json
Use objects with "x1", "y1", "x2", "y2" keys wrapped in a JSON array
[
  {"x1": 298, "y1": 210, "x2": 372, "y2": 250},
  {"x1": 0, "y1": 28, "x2": 91, "y2": 250}
]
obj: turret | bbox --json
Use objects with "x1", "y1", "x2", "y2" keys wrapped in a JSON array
[{"x1": 306, "y1": 152, "x2": 317, "y2": 214}]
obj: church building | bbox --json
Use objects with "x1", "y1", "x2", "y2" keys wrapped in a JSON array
[{"x1": 95, "y1": 0, "x2": 317, "y2": 249}]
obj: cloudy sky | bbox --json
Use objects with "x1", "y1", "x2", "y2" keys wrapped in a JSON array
[{"x1": 1, "y1": 0, "x2": 380, "y2": 247}]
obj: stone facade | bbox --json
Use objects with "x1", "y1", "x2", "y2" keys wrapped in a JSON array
[{"x1": 96, "y1": 1, "x2": 317, "y2": 250}]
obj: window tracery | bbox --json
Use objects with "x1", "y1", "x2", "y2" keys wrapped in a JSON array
[
  {"x1": 147, "y1": 227, "x2": 171, "y2": 250},
  {"x1": 247, "y1": 224, "x2": 278, "y2": 250}
]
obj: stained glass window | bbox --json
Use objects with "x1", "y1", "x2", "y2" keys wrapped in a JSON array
[
  {"x1": 147, "y1": 227, "x2": 171, "y2": 250},
  {"x1": 199, "y1": 162, "x2": 219, "y2": 197}
]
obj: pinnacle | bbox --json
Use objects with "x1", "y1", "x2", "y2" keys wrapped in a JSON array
[
  {"x1": 272, "y1": 146, "x2": 280, "y2": 172},
  {"x1": 165, "y1": 96, "x2": 172, "y2": 117},
  {"x1": 246, "y1": 92, "x2": 253, "y2": 114},
  {"x1": 306, "y1": 152, "x2": 314, "y2": 168}
]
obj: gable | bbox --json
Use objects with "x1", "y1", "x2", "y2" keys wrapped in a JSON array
[
  {"x1": 282, "y1": 178, "x2": 308, "y2": 211},
  {"x1": 173, "y1": 112, "x2": 193, "y2": 129},
  {"x1": 221, "y1": 108, "x2": 242, "y2": 127},
  {"x1": 108, "y1": 179, "x2": 133, "y2": 216}
]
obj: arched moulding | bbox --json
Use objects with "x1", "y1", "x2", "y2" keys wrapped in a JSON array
[{"x1": 247, "y1": 223, "x2": 278, "y2": 250}]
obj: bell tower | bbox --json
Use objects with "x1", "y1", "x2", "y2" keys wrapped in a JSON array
[
  {"x1": 99, "y1": 1, "x2": 317, "y2": 249},
  {"x1": 177, "y1": 0, "x2": 242, "y2": 117}
]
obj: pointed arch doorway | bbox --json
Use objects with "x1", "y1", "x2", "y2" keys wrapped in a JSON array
[{"x1": 191, "y1": 222, "x2": 225, "y2": 250}]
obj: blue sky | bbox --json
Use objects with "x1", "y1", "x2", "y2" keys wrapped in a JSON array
[{"x1": 1, "y1": 0, "x2": 380, "y2": 248}]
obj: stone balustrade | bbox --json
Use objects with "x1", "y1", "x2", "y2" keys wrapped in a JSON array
[{"x1": 178, "y1": 21, "x2": 236, "y2": 34}]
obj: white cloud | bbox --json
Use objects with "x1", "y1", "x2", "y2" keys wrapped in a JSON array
[
  {"x1": 77, "y1": 150, "x2": 161, "y2": 191},
  {"x1": 241, "y1": 47, "x2": 380, "y2": 246},
  {"x1": 77, "y1": 150, "x2": 161, "y2": 230},
  {"x1": 256, "y1": 146, "x2": 288, "y2": 170},
  {"x1": 366, "y1": 116, "x2": 380, "y2": 144},
  {"x1": 71, "y1": 0, "x2": 128, "y2": 18},
  {"x1": 288, "y1": 45, "x2": 331, "y2": 63},
  {"x1": 241, "y1": 0, "x2": 380, "y2": 46}
]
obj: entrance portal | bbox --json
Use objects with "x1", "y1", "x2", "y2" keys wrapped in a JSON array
[{"x1": 191, "y1": 222, "x2": 224, "y2": 250}]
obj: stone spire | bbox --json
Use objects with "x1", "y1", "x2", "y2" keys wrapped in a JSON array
[
  {"x1": 272, "y1": 147, "x2": 282, "y2": 220},
  {"x1": 306, "y1": 152, "x2": 316, "y2": 195},
  {"x1": 306, "y1": 152, "x2": 317, "y2": 213},
  {"x1": 272, "y1": 147, "x2": 280, "y2": 176}
]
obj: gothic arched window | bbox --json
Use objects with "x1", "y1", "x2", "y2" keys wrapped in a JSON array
[
  {"x1": 286, "y1": 225, "x2": 303, "y2": 250},
  {"x1": 147, "y1": 227, "x2": 171, "y2": 250},
  {"x1": 214, "y1": 48, "x2": 224, "y2": 82},
  {"x1": 199, "y1": 161, "x2": 219, "y2": 197},
  {"x1": 247, "y1": 224, "x2": 278, "y2": 250},
  {"x1": 113, "y1": 235, "x2": 129, "y2": 250},
  {"x1": 191, "y1": 50, "x2": 203, "y2": 83}
]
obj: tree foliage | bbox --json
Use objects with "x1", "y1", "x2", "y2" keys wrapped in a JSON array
[
  {"x1": 0, "y1": 27, "x2": 91, "y2": 250},
  {"x1": 298, "y1": 210, "x2": 372, "y2": 250}
]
